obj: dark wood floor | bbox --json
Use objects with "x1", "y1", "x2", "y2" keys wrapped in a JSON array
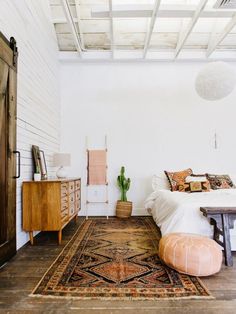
[{"x1": 0, "y1": 217, "x2": 236, "y2": 314}]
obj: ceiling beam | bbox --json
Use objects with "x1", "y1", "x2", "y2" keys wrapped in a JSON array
[
  {"x1": 52, "y1": 6, "x2": 236, "y2": 24},
  {"x1": 91, "y1": 5, "x2": 236, "y2": 19},
  {"x1": 143, "y1": 0, "x2": 161, "y2": 58},
  {"x1": 175, "y1": 0, "x2": 208, "y2": 58},
  {"x1": 207, "y1": 13, "x2": 236, "y2": 57},
  {"x1": 60, "y1": 0, "x2": 82, "y2": 55},
  {"x1": 59, "y1": 50, "x2": 236, "y2": 62},
  {"x1": 52, "y1": 18, "x2": 78, "y2": 24},
  {"x1": 74, "y1": 0, "x2": 84, "y2": 49},
  {"x1": 109, "y1": 0, "x2": 114, "y2": 58},
  {"x1": 207, "y1": 18, "x2": 219, "y2": 51}
]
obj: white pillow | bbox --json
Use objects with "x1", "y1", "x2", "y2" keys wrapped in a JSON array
[
  {"x1": 185, "y1": 175, "x2": 207, "y2": 183},
  {"x1": 152, "y1": 174, "x2": 170, "y2": 191},
  {"x1": 229, "y1": 174, "x2": 236, "y2": 186}
]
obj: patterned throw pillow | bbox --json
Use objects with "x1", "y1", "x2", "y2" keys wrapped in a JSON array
[
  {"x1": 164, "y1": 168, "x2": 193, "y2": 191},
  {"x1": 206, "y1": 174, "x2": 235, "y2": 190},
  {"x1": 185, "y1": 174, "x2": 207, "y2": 183},
  {"x1": 178, "y1": 181, "x2": 211, "y2": 193}
]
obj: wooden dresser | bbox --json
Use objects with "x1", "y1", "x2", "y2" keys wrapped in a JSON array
[{"x1": 23, "y1": 178, "x2": 81, "y2": 245}]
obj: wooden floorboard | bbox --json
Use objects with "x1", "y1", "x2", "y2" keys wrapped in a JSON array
[{"x1": 0, "y1": 217, "x2": 236, "y2": 313}]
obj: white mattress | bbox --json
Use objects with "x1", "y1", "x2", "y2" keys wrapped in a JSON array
[{"x1": 145, "y1": 189, "x2": 236, "y2": 239}]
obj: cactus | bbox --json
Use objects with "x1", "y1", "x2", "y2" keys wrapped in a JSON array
[{"x1": 117, "y1": 166, "x2": 131, "y2": 202}]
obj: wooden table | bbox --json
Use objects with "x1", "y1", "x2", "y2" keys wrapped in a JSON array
[{"x1": 200, "y1": 207, "x2": 236, "y2": 266}]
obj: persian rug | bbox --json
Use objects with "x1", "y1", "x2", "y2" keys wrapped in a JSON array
[{"x1": 31, "y1": 217, "x2": 213, "y2": 300}]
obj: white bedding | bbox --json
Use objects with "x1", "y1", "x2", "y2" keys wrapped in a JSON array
[{"x1": 145, "y1": 189, "x2": 236, "y2": 238}]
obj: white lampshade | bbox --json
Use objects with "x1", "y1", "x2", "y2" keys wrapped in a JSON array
[
  {"x1": 53, "y1": 153, "x2": 71, "y2": 167},
  {"x1": 195, "y1": 61, "x2": 236, "y2": 101}
]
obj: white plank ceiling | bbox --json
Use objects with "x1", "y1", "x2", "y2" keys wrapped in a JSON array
[{"x1": 49, "y1": 0, "x2": 236, "y2": 60}]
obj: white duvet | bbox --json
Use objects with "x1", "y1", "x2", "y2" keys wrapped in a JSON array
[{"x1": 145, "y1": 189, "x2": 236, "y2": 238}]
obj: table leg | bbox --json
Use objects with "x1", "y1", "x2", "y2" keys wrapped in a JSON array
[
  {"x1": 222, "y1": 214, "x2": 233, "y2": 266},
  {"x1": 29, "y1": 231, "x2": 33, "y2": 245},
  {"x1": 58, "y1": 230, "x2": 62, "y2": 245}
]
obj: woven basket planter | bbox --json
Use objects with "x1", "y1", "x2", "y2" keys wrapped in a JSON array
[{"x1": 116, "y1": 201, "x2": 132, "y2": 218}]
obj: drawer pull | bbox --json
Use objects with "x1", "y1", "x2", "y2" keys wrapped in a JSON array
[
  {"x1": 61, "y1": 211, "x2": 67, "y2": 218},
  {"x1": 69, "y1": 182, "x2": 75, "y2": 192},
  {"x1": 61, "y1": 196, "x2": 68, "y2": 203},
  {"x1": 61, "y1": 208, "x2": 68, "y2": 215},
  {"x1": 75, "y1": 201, "x2": 80, "y2": 212},
  {"x1": 69, "y1": 198, "x2": 74, "y2": 203},
  {"x1": 61, "y1": 204, "x2": 68, "y2": 212},
  {"x1": 69, "y1": 203, "x2": 75, "y2": 216},
  {"x1": 75, "y1": 180, "x2": 81, "y2": 190}
]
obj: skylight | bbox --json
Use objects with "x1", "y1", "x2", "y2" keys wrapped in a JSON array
[{"x1": 49, "y1": 0, "x2": 236, "y2": 60}]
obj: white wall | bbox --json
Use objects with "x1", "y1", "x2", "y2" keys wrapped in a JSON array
[
  {"x1": 0, "y1": 0, "x2": 60, "y2": 249},
  {"x1": 60, "y1": 61, "x2": 236, "y2": 216}
]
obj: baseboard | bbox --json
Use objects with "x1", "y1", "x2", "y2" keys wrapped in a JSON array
[
  {"x1": 132, "y1": 207, "x2": 150, "y2": 216},
  {"x1": 79, "y1": 207, "x2": 150, "y2": 217},
  {"x1": 230, "y1": 234, "x2": 236, "y2": 251}
]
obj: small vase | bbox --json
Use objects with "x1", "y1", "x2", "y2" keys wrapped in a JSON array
[{"x1": 34, "y1": 173, "x2": 41, "y2": 181}]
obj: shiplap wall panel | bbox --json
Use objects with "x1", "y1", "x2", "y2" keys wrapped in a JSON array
[{"x1": 0, "y1": 0, "x2": 60, "y2": 249}]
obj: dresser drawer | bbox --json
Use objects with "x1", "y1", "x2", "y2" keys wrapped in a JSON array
[
  {"x1": 69, "y1": 203, "x2": 75, "y2": 216},
  {"x1": 61, "y1": 197, "x2": 68, "y2": 212},
  {"x1": 61, "y1": 208, "x2": 68, "y2": 219},
  {"x1": 75, "y1": 190, "x2": 80, "y2": 201},
  {"x1": 69, "y1": 181, "x2": 75, "y2": 193},
  {"x1": 61, "y1": 183, "x2": 68, "y2": 198},
  {"x1": 75, "y1": 201, "x2": 80, "y2": 212},
  {"x1": 69, "y1": 193, "x2": 75, "y2": 204},
  {"x1": 61, "y1": 215, "x2": 68, "y2": 225},
  {"x1": 75, "y1": 180, "x2": 81, "y2": 190}
]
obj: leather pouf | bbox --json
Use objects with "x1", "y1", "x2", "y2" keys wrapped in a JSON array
[{"x1": 159, "y1": 233, "x2": 222, "y2": 277}]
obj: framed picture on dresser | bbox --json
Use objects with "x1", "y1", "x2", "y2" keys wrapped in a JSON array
[
  {"x1": 32, "y1": 145, "x2": 47, "y2": 180},
  {"x1": 32, "y1": 145, "x2": 41, "y2": 174},
  {"x1": 39, "y1": 150, "x2": 47, "y2": 180}
]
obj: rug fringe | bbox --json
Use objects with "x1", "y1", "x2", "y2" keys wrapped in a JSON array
[{"x1": 29, "y1": 293, "x2": 214, "y2": 301}]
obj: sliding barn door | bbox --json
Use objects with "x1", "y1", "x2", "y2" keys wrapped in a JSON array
[{"x1": 0, "y1": 33, "x2": 18, "y2": 267}]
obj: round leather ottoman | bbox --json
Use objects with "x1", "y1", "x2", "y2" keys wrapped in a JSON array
[{"x1": 159, "y1": 233, "x2": 222, "y2": 276}]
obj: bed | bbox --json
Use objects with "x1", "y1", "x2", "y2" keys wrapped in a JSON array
[{"x1": 144, "y1": 177, "x2": 236, "y2": 249}]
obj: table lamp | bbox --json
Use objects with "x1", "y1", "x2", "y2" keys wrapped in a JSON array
[{"x1": 53, "y1": 153, "x2": 71, "y2": 178}]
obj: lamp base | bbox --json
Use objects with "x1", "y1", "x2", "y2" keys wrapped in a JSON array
[{"x1": 56, "y1": 166, "x2": 67, "y2": 179}]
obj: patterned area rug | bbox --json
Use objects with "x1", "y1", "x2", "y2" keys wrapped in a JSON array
[{"x1": 32, "y1": 217, "x2": 213, "y2": 300}]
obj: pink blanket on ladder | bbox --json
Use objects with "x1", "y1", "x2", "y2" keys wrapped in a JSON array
[{"x1": 88, "y1": 150, "x2": 107, "y2": 185}]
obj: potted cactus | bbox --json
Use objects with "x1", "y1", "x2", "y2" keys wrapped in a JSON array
[{"x1": 116, "y1": 166, "x2": 132, "y2": 218}]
